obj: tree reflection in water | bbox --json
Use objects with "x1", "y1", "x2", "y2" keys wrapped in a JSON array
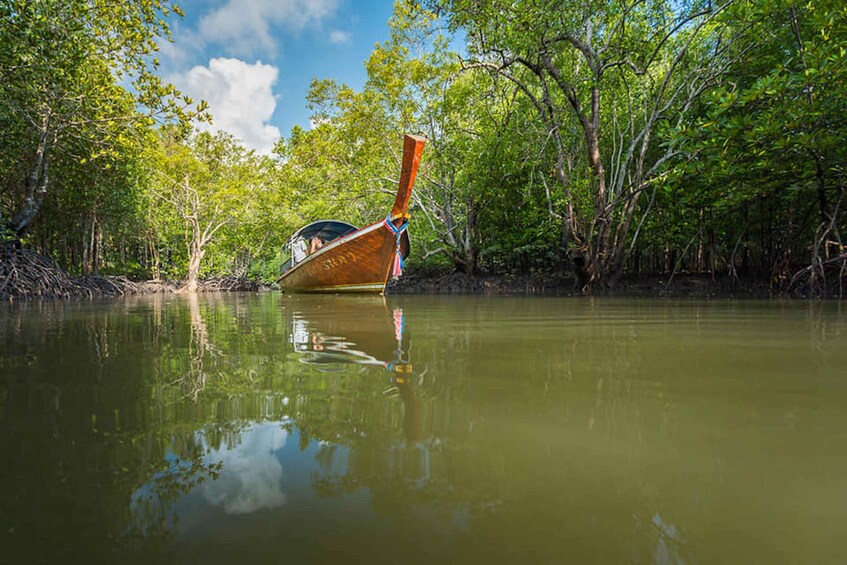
[
  {"x1": 0, "y1": 295, "x2": 687, "y2": 562},
  {"x1": 0, "y1": 297, "x2": 226, "y2": 562},
  {"x1": 127, "y1": 295, "x2": 445, "y2": 552},
  {"x1": 4, "y1": 296, "x2": 844, "y2": 562}
]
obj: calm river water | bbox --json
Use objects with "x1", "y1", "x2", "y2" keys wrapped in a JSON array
[{"x1": 1, "y1": 294, "x2": 846, "y2": 563}]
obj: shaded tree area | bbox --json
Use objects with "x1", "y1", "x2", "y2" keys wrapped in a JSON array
[
  {"x1": 655, "y1": 0, "x2": 847, "y2": 294},
  {"x1": 1, "y1": 0, "x2": 845, "y2": 295},
  {"x1": 426, "y1": 0, "x2": 846, "y2": 293}
]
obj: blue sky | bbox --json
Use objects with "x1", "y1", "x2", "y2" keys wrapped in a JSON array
[{"x1": 157, "y1": 0, "x2": 399, "y2": 154}]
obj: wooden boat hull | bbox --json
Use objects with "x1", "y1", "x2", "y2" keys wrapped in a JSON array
[
  {"x1": 278, "y1": 134, "x2": 424, "y2": 294},
  {"x1": 279, "y1": 220, "x2": 397, "y2": 293}
]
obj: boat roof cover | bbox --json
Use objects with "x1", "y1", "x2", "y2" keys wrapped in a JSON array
[{"x1": 290, "y1": 220, "x2": 358, "y2": 242}]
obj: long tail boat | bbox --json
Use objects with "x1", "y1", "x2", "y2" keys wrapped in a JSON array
[{"x1": 278, "y1": 134, "x2": 426, "y2": 293}]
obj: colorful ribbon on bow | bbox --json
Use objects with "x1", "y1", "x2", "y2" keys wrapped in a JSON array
[{"x1": 383, "y1": 215, "x2": 408, "y2": 278}]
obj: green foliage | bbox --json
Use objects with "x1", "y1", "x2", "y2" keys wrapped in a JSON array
[
  {"x1": 659, "y1": 0, "x2": 847, "y2": 282},
  {"x1": 0, "y1": 0, "x2": 206, "y2": 277},
  {"x1": 2, "y1": 0, "x2": 844, "y2": 291},
  {"x1": 147, "y1": 130, "x2": 288, "y2": 283}
]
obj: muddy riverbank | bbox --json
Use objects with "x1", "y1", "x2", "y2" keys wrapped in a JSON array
[
  {"x1": 386, "y1": 268, "x2": 823, "y2": 298},
  {"x1": 3, "y1": 245, "x2": 840, "y2": 300}
]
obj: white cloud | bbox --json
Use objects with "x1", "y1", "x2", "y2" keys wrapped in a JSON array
[
  {"x1": 199, "y1": 0, "x2": 341, "y2": 57},
  {"x1": 329, "y1": 30, "x2": 352, "y2": 45},
  {"x1": 173, "y1": 57, "x2": 281, "y2": 154},
  {"x1": 201, "y1": 423, "x2": 288, "y2": 515}
]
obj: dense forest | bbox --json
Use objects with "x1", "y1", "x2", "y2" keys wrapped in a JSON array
[{"x1": 1, "y1": 0, "x2": 845, "y2": 295}]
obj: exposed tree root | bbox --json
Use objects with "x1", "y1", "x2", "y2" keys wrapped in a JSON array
[
  {"x1": 0, "y1": 243, "x2": 139, "y2": 299},
  {"x1": 1, "y1": 244, "x2": 267, "y2": 300},
  {"x1": 787, "y1": 251, "x2": 847, "y2": 297},
  {"x1": 195, "y1": 275, "x2": 264, "y2": 292}
]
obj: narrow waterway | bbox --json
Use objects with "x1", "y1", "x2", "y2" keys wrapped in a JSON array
[{"x1": 1, "y1": 294, "x2": 845, "y2": 563}]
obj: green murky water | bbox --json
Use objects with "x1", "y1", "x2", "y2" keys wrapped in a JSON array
[{"x1": 1, "y1": 294, "x2": 846, "y2": 563}]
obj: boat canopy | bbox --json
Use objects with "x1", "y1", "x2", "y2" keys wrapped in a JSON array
[{"x1": 289, "y1": 220, "x2": 358, "y2": 243}]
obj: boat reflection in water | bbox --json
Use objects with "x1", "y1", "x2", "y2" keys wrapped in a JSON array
[{"x1": 284, "y1": 295, "x2": 421, "y2": 441}]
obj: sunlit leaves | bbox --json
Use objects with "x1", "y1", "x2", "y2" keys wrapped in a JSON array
[{"x1": 0, "y1": 0, "x2": 206, "y2": 237}]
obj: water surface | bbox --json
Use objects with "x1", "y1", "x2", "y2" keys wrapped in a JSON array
[{"x1": 1, "y1": 294, "x2": 845, "y2": 563}]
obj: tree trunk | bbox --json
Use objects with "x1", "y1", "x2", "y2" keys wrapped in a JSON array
[
  {"x1": 183, "y1": 216, "x2": 205, "y2": 293},
  {"x1": 83, "y1": 213, "x2": 99, "y2": 275},
  {"x1": 815, "y1": 156, "x2": 830, "y2": 226},
  {"x1": 147, "y1": 233, "x2": 161, "y2": 281},
  {"x1": 456, "y1": 247, "x2": 477, "y2": 276},
  {"x1": 10, "y1": 110, "x2": 52, "y2": 237},
  {"x1": 184, "y1": 243, "x2": 204, "y2": 293},
  {"x1": 94, "y1": 221, "x2": 102, "y2": 275},
  {"x1": 580, "y1": 87, "x2": 615, "y2": 290},
  {"x1": 461, "y1": 197, "x2": 479, "y2": 276}
]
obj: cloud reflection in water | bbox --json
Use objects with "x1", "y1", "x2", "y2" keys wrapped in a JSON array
[{"x1": 200, "y1": 423, "x2": 288, "y2": 515}]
